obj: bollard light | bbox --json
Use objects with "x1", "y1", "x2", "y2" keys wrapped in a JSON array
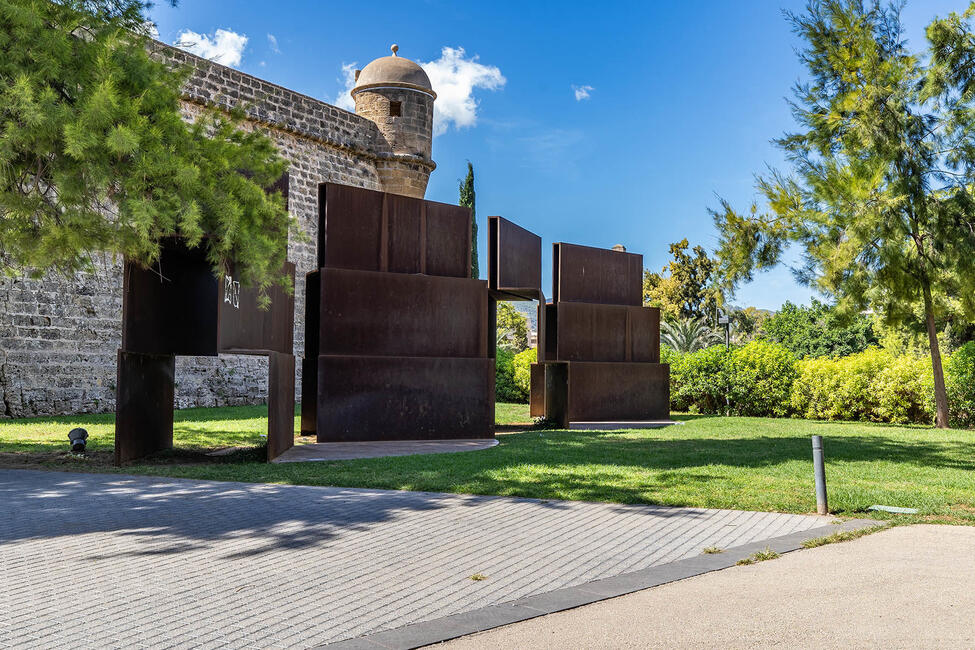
[{"x1": 68, "y1": 427, "x2": 89, "y2": 454}]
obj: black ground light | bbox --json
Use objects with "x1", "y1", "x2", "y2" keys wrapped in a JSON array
[{"x1": 68, "y1": 428, "x2": 88, "y2": 454}]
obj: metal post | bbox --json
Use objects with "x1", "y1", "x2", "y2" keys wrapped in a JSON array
[{"x1": 811, "y1": 435, "x2": 828, "y2": 515}]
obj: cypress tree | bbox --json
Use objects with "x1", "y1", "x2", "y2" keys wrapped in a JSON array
[{"x1": 459, "y1": 161, "x2": 478, "y2": 279}]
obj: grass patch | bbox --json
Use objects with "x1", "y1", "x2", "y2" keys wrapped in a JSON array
[
  {"x1": 2, "y1": 405, "x2": 974, "y2": 520},
  {"x1": 469, "y1": 573, "x2": 488, "y2": 581},
  {"x1": 701, "y1": 546, "x2": 724, "y2": 554},
  {"x1": 736, "y1": 546, "x2": 780, "y2": 565},
  {"x1": 495, "y1": 402, "x2": 531, "y2": 426},
  {"x1": 800, "y1": 524, "x2": 890, "y2": 549}
]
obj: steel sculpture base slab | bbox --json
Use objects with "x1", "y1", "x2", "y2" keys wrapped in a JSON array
[
  {"x1": 267, "y1": 352, "x2": 296, "y2": 460},
  {"x1": 569, "y1": 420, "x2": 679, "y2": 430},
  {"x1": 114, "y1": 350, "x2": 176, "y2": 465},
  {"x1": 566, "y1": 362, "x2": 670, "y2": 422},
  {"x1": 317, "y1": 355, "x2": 495, "y2": 442},
  {"x1": 271, "y1": 438, "x2": 499, "y2": 462}
]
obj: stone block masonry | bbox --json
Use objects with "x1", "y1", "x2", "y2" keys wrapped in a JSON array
[{"x1": 0, "y1": 43, "x2": 432, "y2": 418}]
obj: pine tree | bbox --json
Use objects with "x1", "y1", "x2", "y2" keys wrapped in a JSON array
[
  {"x1": 0, "y1": 0, "x2": 293, "y2": 300},
  {"x1": 712, "y1": 1, "x2": 975, "y2": 428},
  {"x1": 459, "y1": 161, "x2": 478, "y2": 279}
]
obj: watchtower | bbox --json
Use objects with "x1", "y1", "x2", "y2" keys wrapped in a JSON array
[{"x1": 353, "y1": 45, "x2": 436, "y2": 198}]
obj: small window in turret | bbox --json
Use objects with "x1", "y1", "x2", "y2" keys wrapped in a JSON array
[{"x1": 389, "y1": 101, "x2": 402, "y2": 117}]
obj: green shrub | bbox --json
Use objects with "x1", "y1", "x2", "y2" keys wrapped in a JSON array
[
  {"x1": 672, "y1": 345, "x2": 729, "y2": 414},
  {"x1": 496, "y1": 347, "x2": 527, "y2": 403},
  {"x1": 727, "y1": 341, "x2": 797, "y2": 417},
  {"x1": 512, "y1": 348, "x2": 536, "y2": 402},
  {"x1": 946, "y1": 342, "x2": 975, "y2": 427},
  {"x1": 791, "y1": 348, "x2": 933, "y2": 424}
]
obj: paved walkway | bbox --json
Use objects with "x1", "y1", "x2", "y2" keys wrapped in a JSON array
[
  {"x1": 440, "y1": 524, "x2": 975, "y2": 649},
  {"x1": 1, "y1": 470, "x2": 829, "y2": 648}
]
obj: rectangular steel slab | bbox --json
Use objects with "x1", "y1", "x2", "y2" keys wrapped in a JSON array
[
  {"x1": 115, "y1": 350, "x2": 175, "y2": 464},
  {"x1": 122, "y1": 242, "x2": 295, "y2": 356},
  {"x1": 566, "y1": 362, "x2": 670, "y2": 422},
  {"x1": 318, "y1": 183, "x2": 471, "y2": 278},
  {"x1": 266, "y1": 352, "x2": 295, "y2": 461},
  {"x1": 553, "y1": 242, "x2": 643, "y2": 306},
  {"x1": 121, "y1": 242, "x2": 219, "y2": 356},
  {"x1": 317, "y1": 355, "x2": 495, "y2": 442},
  {"x1": 218, "y1": 262, "x2": 295, "y2": 355},
  {"x1": 318, "y1": 269, "x2": 489, "y2": 358},
  {"x1": 488, "y1": 216, "x2": 542, "y2": 299},
  {"x1": 551, "y1": 303, "x2": 660, "y2": 363}
]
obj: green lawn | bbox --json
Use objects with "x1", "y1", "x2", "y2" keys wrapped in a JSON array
[{"x1": 1, "y1": 403, "x2": 973, "y2": 523}]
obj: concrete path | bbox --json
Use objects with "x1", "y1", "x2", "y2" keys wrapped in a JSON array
[
  {"x1": 439, "y1": 525, "x2": 975, "y2": 649},
  {"x1": 1, "y1": 469, "x2": 830, "y2": 649}
]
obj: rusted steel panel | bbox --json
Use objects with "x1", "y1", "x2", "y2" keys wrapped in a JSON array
[
  {"x1": 536, "y1": 295, "x2": 546, "y2": 363},
  {"x1": 316, "y1": 355, "x2": 495, "y2": 441},
  {"x1": 300, "y1": 357, "x2": 318, "y2": 436},
  {"x1": 318, "y1": 183, "x2": 472, "y2": 278},
  {"x1": 114, "y1": 350, "x2": 175, "y2": 465},
  {"x1": 543, "y1": 303, "x2": 558, "y2": 361},
  {"x1": 218, "y1": 262, "x2": 296, "y2": 354},
  {"x1": 553, "y1": 302, "x2": 627, "y2": 362},
  {"x1": 488, "y1": 216, "x2": 542, "y2": 299},
  {"x1": 628, "y1": 306, "x2": 661, "y2": 363},
  {"x1": 426, "y1": 200, "x2": 472, "y2": 278},
  {"x1": 552, "y1": 242, "x2": 643, "y2": 306},
  {"x1": 386, "y1": 193, "x2": 423, "y2": 274},
  {"x1": 121, "y1": 241, "x2": 219, "y2": 356},
  {"x1": 552, "y1": 303, "x2": 660, "y2": 363},
  {"x1": 529, "y1": 363, "x2": 545, "y2": 417},
  {"x1": 319, "y1": 269, "x2": 488, "y2": 358},
  {"x1": 318, "y1": 183, "x2": 384, "y2": 271},
  {"x1": 544, "y1": 362, "x2": 570, "y2": 428},
  {"x1": 566, "y1": 362, "x2": 670, "y2": 421},
  {"x1": 303, "y1": 271, "x2": 321, "y2": 359},
  {"x1": 266, "y1": 352, "x2": 295, "y2": 461}
]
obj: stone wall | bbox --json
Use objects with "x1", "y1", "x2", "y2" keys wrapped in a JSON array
[{"x1": 0, "y1": 45, "x2": 401, "y2": 418}]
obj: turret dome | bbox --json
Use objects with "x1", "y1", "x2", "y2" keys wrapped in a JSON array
[{"x1": 352, "y1": 45, "x2": 436, "y2": 98}]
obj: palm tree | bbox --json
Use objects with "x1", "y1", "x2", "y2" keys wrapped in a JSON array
[{"x1": 661, "y1": 318, "x2": 723, "y2": 353}]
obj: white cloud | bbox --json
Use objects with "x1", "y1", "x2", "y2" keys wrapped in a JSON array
[
  {"x1": 333, "y1": 62, "x2": 358, "y2": 111},
  {"x1": 331, "y1": 47, "x2": 505, "y2": 135},
  {"x1": 174, "y1": 29, "x2": 248, "y2": 67},
  {"x1": 267, "y1": 33, "x2": 280, "y2": 54},
  {"x1": 573, "y1": 84, "x2": 594, "y2": 101},
  {"x1": 420, "y1": 47, "x2": 505, "y2": 136}
]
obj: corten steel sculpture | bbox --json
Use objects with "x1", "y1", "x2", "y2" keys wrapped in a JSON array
[
  {"x1": 115, "y1": 179, "x2": 296, "y2": 465},
  {"x1": 487, "y1": 214, "x2": 545, "y2": 367},
  {"x1": 530, "y1": 243, "x2": 669, "y2": 425},
  {"x1": 301, "y1": 183, "x2": 494, "y2": 442}
]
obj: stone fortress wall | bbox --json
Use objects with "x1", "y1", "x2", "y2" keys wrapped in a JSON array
[{"x1": 0, "y1": 44, "x2": 434, "y2": 418}]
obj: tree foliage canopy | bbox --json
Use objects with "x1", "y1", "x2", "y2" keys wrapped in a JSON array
[
  {"x1": 496, "y1": 302, "x2": 529, "y2": 352},
  {"x1": 712, "y1": 0, "x2": 975, "y2": 426},
  {"x1": 643, "y1": 238, "x2": 721, "y2": 322},
  {"x1": 0, "y1": 0, "x2": 293, "y2": 298},
  {"x1": 660, "y1": 317, "x2": 723, "y2": 353},
  {"x1": 761, "y1": 298, "x2": 877, "y2": 358}
]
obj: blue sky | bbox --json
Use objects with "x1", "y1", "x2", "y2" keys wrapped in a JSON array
[{"x1": 149, "y1": 0, "x2": 964, "y2": 309}]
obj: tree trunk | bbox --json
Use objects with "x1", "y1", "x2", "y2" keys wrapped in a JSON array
[{"x1": 921, "y1": 282, "x2": 950, "y2": 428}]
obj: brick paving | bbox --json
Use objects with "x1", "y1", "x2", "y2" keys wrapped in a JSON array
[{"x1": 0, "y1": 470, "x2": 828, "y2": 648}]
